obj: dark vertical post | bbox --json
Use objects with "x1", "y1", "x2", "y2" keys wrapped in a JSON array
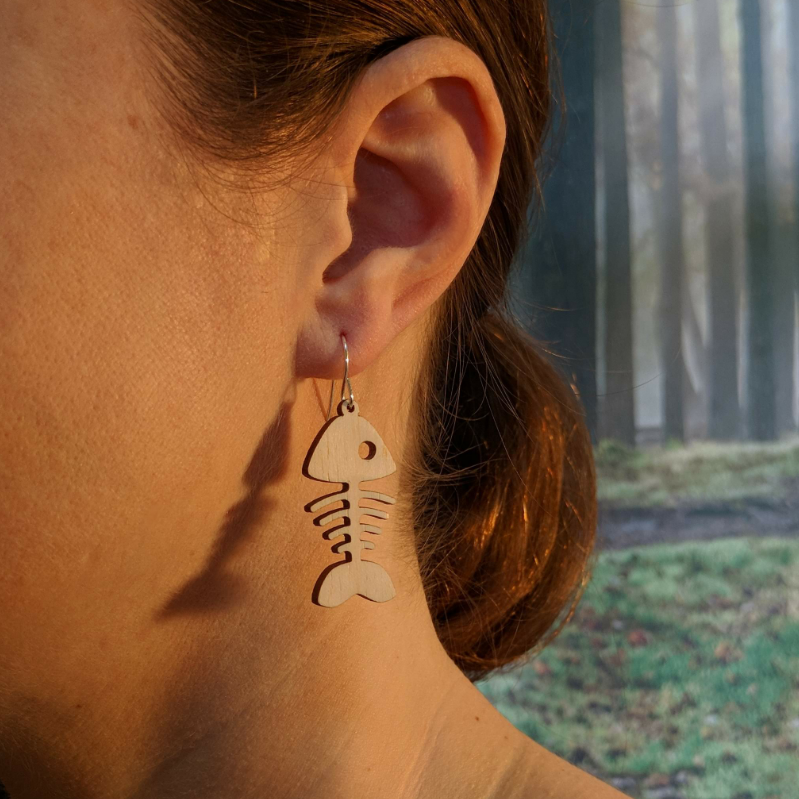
[
  {"x1": 791, "y1": 0, "x2": 799, "y2": 294},
  {"x1": 770, "y1": 0, "x2": 799, "y2": 435},
  {"x1": 527, "y1": 0, "x2": 598, "y2": 441},
  {"x1": 740, "y1": 0, "x2": 776, "y2": 440},
  {"x1": 597, "y1": 0, "x2": 635, "y2": 446},
  {"x1": 657, "y1": 3, "x2": 685, "y2": 442},
  {"x1": 695, "y1": 0, "x2": 740, "y2": 440}
]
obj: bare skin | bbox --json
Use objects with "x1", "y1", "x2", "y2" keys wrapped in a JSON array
[{"x1": 0, "y1": 3, "x2": 628, "y2": 797}]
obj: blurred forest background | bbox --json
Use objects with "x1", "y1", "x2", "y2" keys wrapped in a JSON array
[{"x1": 480, "y1": 1, "x2": 799, "y2": 797}]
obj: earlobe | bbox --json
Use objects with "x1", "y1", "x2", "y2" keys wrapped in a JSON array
[{"x1": 294, "y1": 36, "x2": 506, "y2": 380}]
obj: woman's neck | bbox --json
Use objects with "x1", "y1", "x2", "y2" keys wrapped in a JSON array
[
  {"x1": 0, "y1": 548, "x2": 533, "y2": 799},
  {"x1": 0, "y1": 376, "x2": 537, "y2": 799},
  {"x1": 132, "y1": 591, "x2": 529, "y2": 799}
]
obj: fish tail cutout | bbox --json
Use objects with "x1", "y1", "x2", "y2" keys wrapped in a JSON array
[{"x1": 315, "y1": 559, "x2": 396, "y2": 607}]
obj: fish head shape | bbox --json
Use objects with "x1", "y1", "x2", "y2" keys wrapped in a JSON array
[{"x1": 305, "y1": 400, "x2": 396, "y2": 484}]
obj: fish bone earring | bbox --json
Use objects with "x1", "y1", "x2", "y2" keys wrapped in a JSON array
[{"x1": 303, "y1": 334, "x2": 397, "y2": 607}]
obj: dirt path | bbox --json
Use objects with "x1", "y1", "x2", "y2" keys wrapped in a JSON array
[{"x1": 597, "y1": 496, "x2": 799, "y2": 550}]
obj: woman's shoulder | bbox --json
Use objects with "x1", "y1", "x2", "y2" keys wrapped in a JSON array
[
  {"x1": 495, "y1": 729, "x2": 633, "y2": 799},
  {"x1": 439, "y1": 671, "x2": 631, "y2": 799}
]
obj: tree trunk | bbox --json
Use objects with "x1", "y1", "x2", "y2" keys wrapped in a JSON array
[
  {"x1": 656, "y1": 3, "x2": 685, "y2": 443},
  {"x1": 695, "y1": 0, "x2": 740, "y2": 440},
  {"x1": 597, "y1": 0, "x2": 635, "y2": 447},
  {"x1": 791, "y1": 0, "x2": 799, "y2": 432},
  {"x1": 740, "y1": 0, "x2": 776, "y2": 440},
  {"x1": 779, "y1": 0, "x2": 799, "y2": 434},
  {"x1": 773, "y1": 249, "x2": 796, "y2": 433},
  {"x1": 792, "y1": 0, "x2": 799, "y2": 291},
  {"x1": 527, "y1": 0, "x2": 598, "y2": 441},
  {"x1": 761, "y1": 0, "x2": 795, "y2": 435}
]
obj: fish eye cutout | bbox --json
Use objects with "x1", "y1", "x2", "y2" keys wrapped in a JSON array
[{"x1": 359, "y1": 441, "x2": 377, "y2": 460}]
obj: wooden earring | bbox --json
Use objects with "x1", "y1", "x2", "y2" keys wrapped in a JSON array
[{"x1": 303, "y1": 334, "x2": 397, "y2": 607}]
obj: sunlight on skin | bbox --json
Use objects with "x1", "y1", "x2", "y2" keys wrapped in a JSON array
[{"x1": 0, "y1": 3, "x2": 629, "y2": 798}]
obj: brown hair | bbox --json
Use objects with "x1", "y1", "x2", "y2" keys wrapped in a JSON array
[{"x1": 133, "y1": 0, "x2": 597, "y2": 681}]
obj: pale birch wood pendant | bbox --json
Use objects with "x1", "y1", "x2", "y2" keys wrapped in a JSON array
[{"x1": 303, "y1": 398, "x2": 397, "y2": 607}]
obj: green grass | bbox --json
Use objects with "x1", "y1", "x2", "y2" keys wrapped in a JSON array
[
  {"x1": 479, "y1": 537, "x2": 799, "y2": 798},
  {"x1": 595, "y1": 437, "x2": 799, "y2": 507}
]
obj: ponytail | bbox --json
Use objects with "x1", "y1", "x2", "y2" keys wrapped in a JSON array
[{"x1": 410, "y1": 301, "x2": 597, "y2": 680}]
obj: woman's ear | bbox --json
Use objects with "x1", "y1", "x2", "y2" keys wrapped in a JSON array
[{"x1": 293, "y1": 35, "x2": 506, "y2": 378}]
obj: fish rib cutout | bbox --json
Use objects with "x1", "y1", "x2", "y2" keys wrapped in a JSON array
[{"x1": 302, "y1": 399, "x2": 397, "y2": 607}]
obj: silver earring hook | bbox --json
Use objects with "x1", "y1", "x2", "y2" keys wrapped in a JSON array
[{"x1": 327, "y1": 334, "x2": 356, "y2": 419}]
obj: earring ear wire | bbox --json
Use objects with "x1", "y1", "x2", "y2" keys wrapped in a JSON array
[{"x1": 327, "y1": 334, "x2": 355, "y2": 420}]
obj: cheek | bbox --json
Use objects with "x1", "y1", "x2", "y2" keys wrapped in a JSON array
[
  {"x1": 0, "y1": 139, "x2": 293, "y2": 658},
  {"x1": 0, "y1": 0, "x2": 300, "y2": 708}
]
